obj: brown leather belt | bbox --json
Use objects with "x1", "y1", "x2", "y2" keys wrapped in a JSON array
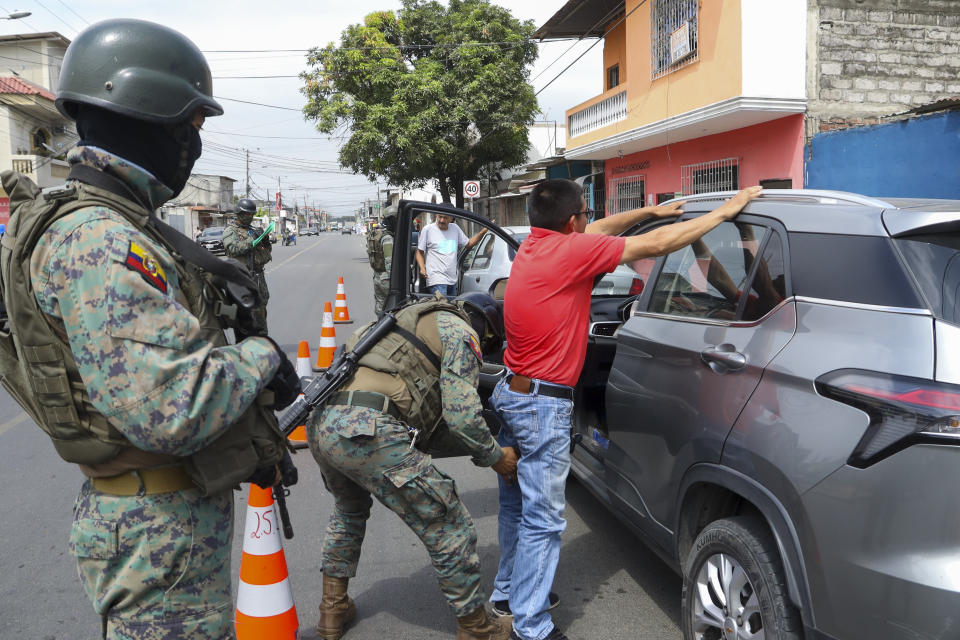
[
  {"x1": 506, "y1": 374, "x2": 574, "y2": 400},
  {"x1": 91, "y1": 465, "x2": 195, "y2": 496}
]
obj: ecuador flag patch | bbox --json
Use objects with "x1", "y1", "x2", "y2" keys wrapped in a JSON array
[
  {"x1": 125, "y1": 242, "x2": 168, "y2": 294},
  {"x1": 466, "y1": 333, "x2": 482, "y2": 362}
]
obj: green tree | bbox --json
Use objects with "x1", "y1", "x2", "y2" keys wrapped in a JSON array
[{"x1": 301, "y1": 0, "x2": 538, "y2": 208}]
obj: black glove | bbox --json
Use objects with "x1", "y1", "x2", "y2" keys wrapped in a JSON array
[
  {"x1": 278, "y1": 450, "x2": 298, "y2": 487},
  {"x1": 263, "y1": 337, "x2": 302, "y2": 410},
  {"x1": 247, "y1": 464, "x2": 278, "y2": 489}
]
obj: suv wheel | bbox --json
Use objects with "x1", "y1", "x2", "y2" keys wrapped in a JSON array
[{"x1": 682, "y1": 517, "x2": 801, "y2": 640}]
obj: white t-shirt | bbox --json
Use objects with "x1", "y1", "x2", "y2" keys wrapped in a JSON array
[{"x1": 418, "y1": 222, "x2": 468, "y2": 286}]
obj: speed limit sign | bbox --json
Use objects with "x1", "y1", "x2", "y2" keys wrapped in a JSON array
[{"x1": 463, "y1": 180, "x2": 480, "y2": 198}]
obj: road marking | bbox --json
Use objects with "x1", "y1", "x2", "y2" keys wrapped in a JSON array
[
  {"x1": 0, "y1": 411, "x2": 30, "y2": 436},
  {"x1": 264, "y1": 238, "x2": 329, "y2": 273}
]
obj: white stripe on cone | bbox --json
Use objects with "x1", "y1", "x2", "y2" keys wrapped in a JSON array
[
  {"x1": 319, "y1": 336, "x2": 336, "y2": 348},
  {"x1": 242, "y1": 505, "x2": 283, "y2": 556},
  {"x1": 236, "y1": 582, "x2": 295, "y2": 618},
  {"x1": 296, "y1": 357, "x2": 311, "y2": 379}
]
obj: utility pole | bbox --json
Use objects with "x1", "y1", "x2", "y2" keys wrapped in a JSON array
[{"x1": 245, "y1": 149, "x2": 250, "y2": 198}]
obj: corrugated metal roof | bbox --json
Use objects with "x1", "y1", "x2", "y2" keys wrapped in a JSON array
[
  {"x1": 534, "y1": 0, "x2": 624, "y2": 40},
  {"x1": 0, "y1": 76, "x2": 55, "y2": 101}
]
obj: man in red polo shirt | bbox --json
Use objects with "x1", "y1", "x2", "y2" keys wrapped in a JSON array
[{"x1": 489, "y1": 179, "x2": 762, "y2": 640}]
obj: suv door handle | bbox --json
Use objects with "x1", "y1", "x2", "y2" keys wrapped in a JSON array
[{"x1": 700, "y1": 344, "x2": 746, "y2": 373}]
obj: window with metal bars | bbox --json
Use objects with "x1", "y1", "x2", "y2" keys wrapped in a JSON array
[
  {"x1": 681, "y1": 158, "x2": 740, "y2": 195},
  {"x1": 651, "y1": 0, "x2": 699, "y2": 80},
  {"x1": 608, "y1": 175, "x2": 646, "y2": 214}
]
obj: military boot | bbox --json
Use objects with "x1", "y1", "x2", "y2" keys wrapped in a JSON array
[
  {"x1": 456, "y1": 606, "x2": 511, "y2": 640},
  {"x1": 317, "y1": 574, "x2": 356, "y2": 640}
]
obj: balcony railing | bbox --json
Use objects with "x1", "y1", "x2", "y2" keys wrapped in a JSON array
[{"x1": 568, "y1": 90, "x2": 627, "y2": 138}]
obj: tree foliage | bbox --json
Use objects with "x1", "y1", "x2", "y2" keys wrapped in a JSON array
[{"x1": 301, "y1": 0, "x2": 539, "y2": 207}]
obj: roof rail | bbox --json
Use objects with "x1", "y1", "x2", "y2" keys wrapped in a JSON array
[{"x1": 669, "y1": 189, "x2": 895, "y2": 209}]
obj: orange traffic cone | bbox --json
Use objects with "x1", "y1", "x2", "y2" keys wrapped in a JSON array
[
  {"x1": 333, "y1": 277, "x2": 353, "y2": 324},
  {"x1": 235, "y1": 485, "x2": 298, "y2": 640},
  {"x1": 288, "y1": 340, "x2": 311, "y2": 444},
  {"x1": 314, "y1": 301, "x2": 337, "y2": 372}
]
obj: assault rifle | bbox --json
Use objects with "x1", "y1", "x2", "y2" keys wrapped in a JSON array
[{"x1": 277, "y1": 312, "x2": 398, "y2": 438}]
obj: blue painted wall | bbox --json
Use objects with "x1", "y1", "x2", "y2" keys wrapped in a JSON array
[
  {"x1": 547, "y1": 161, "x2": 592, "y2": 181},
  {"x1": 805, "y1": 109, "x2": 960, "y2": 198}
]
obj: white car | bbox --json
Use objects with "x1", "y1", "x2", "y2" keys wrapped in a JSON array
[{"x1": 459, "y1": 225, "x2": 645, "y2": 297}]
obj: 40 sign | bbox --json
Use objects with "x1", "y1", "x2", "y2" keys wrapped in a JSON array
[{"x1": 462, "y1": 180, "x2": 481, "y2": 198}]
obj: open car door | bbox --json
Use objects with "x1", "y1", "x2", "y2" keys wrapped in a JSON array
[{"x1": 387, "y1": 200, "x2": 519, "y2": 456}]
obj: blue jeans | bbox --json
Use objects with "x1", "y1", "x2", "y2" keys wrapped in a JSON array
[
  {"x1": 489, "y1": 374, "x2": 572, "y2": 640},
  {"x1": 428, "y1": 283, "x2": 457, "y2": 296}
]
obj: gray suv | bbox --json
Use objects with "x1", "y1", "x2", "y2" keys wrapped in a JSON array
[{"x1": 387, "y1": 193, "x2": 960, "y2": 640}]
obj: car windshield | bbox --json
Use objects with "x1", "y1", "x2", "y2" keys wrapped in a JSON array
[{"x1": 200, "y1": 228, "x2": 223, "y2": 238}]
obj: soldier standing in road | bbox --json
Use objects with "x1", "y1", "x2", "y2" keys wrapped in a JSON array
[
  {"x1": 307, "y1": 292, "x2": 518, "y2": 640},
  {"x1": 222, "y1": 197, "x2": 272, "y2": 335},
  {"x1": 366, "y1": 213, "x2": 395, "y2": 316},
  {"x1": 0, "y1": 19, "x2": 302, "y2": 639}
]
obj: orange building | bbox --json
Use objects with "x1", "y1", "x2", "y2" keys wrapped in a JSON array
[{"x1": 536, "y1": 0, "x2": 807, "y2": 213}]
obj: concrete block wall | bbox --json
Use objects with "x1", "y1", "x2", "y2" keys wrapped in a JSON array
[{"x1": 806, "y1": 0, "x2": 960, "y2": 139}]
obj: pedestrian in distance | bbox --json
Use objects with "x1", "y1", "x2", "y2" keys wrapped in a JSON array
[
  {"x1": 222, "y1": 197, "x2": 273, "y2": 336},
  {"x1": 306, "y1": 292, "x2": 519, "y2": 640},
  {"x1": 0, "y1": 18, "x2": 302, "y2": 639},
  {"x1": 490, "y1": 179, "x2": 762, "y2": 640},
  {"x1": 416, "y1": 212, "x2": 487, "y2": 296}
]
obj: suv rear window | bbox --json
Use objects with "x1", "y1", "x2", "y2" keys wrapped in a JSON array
[
  {"x1": 789, "y1": 233, "x2": 922, "y2": 309},
  {"x1": 895, "y1": 233, "x2": 960, "y2": 324}
]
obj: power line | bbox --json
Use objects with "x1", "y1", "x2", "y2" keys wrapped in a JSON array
[
  {"x1": 215, "y1": 96, "x2": 302, "y2": 111},
  {"x1": 535, "y1": 0, "x2": 648, "y2": 97},
  {"x1": 53, "y1": 0, "x2": 90, "y2": 26},
  {"x1": 32, "y1": 0, "x2": 81, "y2": 35}
]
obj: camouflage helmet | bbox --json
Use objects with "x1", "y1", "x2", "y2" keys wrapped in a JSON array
[
  {"x1": 455, "y1": 292, "x2": 504, "y2": 356},
  {"x1": 55, "y1": 19, "x2": 223, "y2": 124}
]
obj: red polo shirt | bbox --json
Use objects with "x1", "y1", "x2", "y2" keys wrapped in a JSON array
[{"x1": 503, "y1": 227, "x2": 625, "y2": 387}]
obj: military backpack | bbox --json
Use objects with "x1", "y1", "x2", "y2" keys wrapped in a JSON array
[{"x1": 366, "y1": 227, "x2": 388, "y2": 273}]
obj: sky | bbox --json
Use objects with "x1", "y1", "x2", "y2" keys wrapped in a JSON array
[{"x1": 0, "y1": 0, "x2": 605, "y2": 215}]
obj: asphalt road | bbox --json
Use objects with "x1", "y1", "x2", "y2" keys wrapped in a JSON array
[{"x1": 0, "y1": 232, "x2": 682, "y2": 639}]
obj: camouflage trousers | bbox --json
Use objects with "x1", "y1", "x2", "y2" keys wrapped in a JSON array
[
  {"x1": 372, "y1": 271, "x2": 389, "y2": 316},
  {"x1": 307, "y1": 405, "x2": 486, "y2": 616},
  {"x1": 69, "y1": 480, "x2": 235, "y2": 640}
]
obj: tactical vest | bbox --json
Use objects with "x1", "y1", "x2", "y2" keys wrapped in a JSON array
[
  {"x1": 366, "y1": 227, "x2": 388, "y2": 273},
  {"x1": 341, "y1": 297, "x2": 472, "y2": 441},
  {"x1": 0, "y1": 170, "x2": 285, "y2": 495}
]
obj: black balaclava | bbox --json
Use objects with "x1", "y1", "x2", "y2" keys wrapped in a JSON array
[{"x1": 74, "y1": 106, "x2": 202, "y2": 197}]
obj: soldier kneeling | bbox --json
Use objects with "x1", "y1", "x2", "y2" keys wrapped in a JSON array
[{"x1": 307, "y1": 292, "x2": 517, "y2": 640}]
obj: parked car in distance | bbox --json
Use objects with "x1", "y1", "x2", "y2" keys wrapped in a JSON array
[
  {"x1": 341, "y1": 226, "x2": 354, "y2": 235},
  {"x1": 388, "y1": 193, "x2": 960, "y2": 640},
  {"x1": 459, "y1": 225, "x2": 645, "y2": 298},
  {"x1": 196, "y1": 226, "x2": 224, "y2": 255},
  {"x1": 302, "y1": 225, "x2": 319, "y2": 236}
]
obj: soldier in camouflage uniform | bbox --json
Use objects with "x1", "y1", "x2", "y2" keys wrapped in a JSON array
[
  {"x1": 307, "y1": 292, "x2": 518, "y2": 640},
  {"x1": 221, "y1": 197, "x2": 272, "y2": 336},
  {"x1": 368, "y1": 213, "x2": 395, "y2": 316},
  {"x1": 2, "y1": 19, "x2": 302, "y2": 639}
]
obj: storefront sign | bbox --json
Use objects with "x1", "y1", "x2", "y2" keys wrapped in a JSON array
[{"x1": 612, "y1": 160, "x2": 650, "y2": 175}]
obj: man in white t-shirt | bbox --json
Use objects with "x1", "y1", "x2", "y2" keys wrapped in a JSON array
[{"x1": 416, "y1": 213, "x2": 487, "y2": 296}]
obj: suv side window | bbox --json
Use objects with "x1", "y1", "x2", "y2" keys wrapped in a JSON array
[
  {"x1": 741, "y1": 230, "x2": 787, "y2": 321},
  {"x1": 649, "y1": 222, "x2": 769, "y2": 320}
]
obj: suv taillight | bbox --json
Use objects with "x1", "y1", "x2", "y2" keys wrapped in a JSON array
[
  {"x1": 628, "y1": 278, "x2": 644, "y2": 296},
  {"x1": 815, "y1": 369, "x2": 960, "y2": 467}
]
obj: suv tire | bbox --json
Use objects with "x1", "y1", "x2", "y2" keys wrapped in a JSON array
[{"x1": 681, "y1": 517, "x2": 801, "y2": 640}]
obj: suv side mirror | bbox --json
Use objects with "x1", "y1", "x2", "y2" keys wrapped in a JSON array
[{"x1": 489, "y1": 277, "x2": 508, "y2": 301}]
